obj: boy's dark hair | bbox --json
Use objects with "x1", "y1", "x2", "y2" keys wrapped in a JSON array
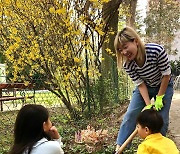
[{"x1": 136, "y1": 109, "x2": 163, "y2": 134}]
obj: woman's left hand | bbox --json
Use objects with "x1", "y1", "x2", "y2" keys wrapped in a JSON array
[{"x1": 155, "y1": 95, "x2": 164, "y2": 111}]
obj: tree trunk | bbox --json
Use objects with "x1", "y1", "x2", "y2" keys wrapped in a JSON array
[
  {"x1": 101, "y1": 0, "x2": 122, "y2": 107},
  {"x1": 126, "y1": 0, "x2": 138, "y2": 28}
]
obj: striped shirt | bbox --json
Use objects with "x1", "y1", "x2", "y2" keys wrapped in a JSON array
[{"x1": 123, "y1": 43, "x2": 171, "y2": 87}]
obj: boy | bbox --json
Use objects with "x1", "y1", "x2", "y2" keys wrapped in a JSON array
[{"x1": 136, "y1": 109, "x2": 179, "y2": 154}]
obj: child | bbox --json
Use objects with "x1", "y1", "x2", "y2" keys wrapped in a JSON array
[
  {"x1": 114, "y1": 26, "x2": 173, "y2": 151},
  {"x1": 136, "y1": 109, "x2": 179, "y2": 154},
  {"x1": 9, "y1": 104, "x2": 64, "y2": 154}
]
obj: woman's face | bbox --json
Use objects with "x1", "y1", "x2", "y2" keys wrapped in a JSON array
[{"x1": 118, "y1": 39, "x2": 138, "y2": 61}]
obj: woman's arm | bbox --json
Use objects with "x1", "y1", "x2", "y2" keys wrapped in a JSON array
[
  {"x1": 157, "y1": 75, "x2": 170, "y2": 96},
  {"x1": 138, "y1": 75, "x2": 170, "y2": 105},
  {"x1": 138, "y1": 82, "x2": 151, "y2": 105},
  {"x1": 154, "y1": 75, "x2": 171, "y2": 111}
]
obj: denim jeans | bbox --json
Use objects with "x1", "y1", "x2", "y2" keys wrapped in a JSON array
[{"x1": 116, "y1": 80, "x2": 174, "y2": 146}]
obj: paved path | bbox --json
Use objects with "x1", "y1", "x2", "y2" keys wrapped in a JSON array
[{"x1": 169, "y1": 92, "x2": 180, "y2": 150}]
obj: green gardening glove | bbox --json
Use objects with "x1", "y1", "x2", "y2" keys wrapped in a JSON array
[
  {"x1": 144, "y1": 104, "x2": 153, "y2": 110},
  {"x1": 155, "y1": 95, "x2": 164, "y2": 111}
]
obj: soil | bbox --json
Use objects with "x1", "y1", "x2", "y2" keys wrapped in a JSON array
[{"x1": 169, "y1": 91, "x2": 180, "y2": 150}]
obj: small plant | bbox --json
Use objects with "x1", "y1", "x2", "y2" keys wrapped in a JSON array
[{"x1": 75, "y1": 125, "x2": 108, "y2": 153}]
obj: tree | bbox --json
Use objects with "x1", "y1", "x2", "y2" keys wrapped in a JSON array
[
  {"x1": 100, "y1": 0, "x2": 122, "y2": 107},
  {"x1": 144, "y1": 0, "x2": 180, "y2": 54},
  {"x1": 100, "y1": 0, "x2": 139, "y2": 106},
  {"x1": 170, "y1": 60, "x2": 180, "y2": 77},
  {"x1": 124, "y1": 0, "x2": 138, "y2": 28},
  {"x1": 0, "y1": 0, "x2": 125, "y2": 118}
]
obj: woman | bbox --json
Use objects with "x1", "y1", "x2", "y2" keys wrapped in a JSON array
[
  {"x1": 9, "y1": 104, "x2": 64, "y2": 154},
  {"x1": 114, "y1": 26, "x2": 173, "y2": 152}
]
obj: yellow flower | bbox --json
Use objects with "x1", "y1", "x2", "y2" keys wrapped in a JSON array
[
  {"x1": 88, "y1": 71, "x2": 93, "y2": 77},
  {"x1": 105, "y1": 48, "x2": 111, "y2": 53},
  {"x1": 11, "y1": 27, "x2": 18, "y2": 35},
  {"x1": 14, "y1": 43, "x2": 19, "y2": 48},
  {"x1": 101, "y1": 0, "x2": 110, "y2": 3},
  {"x1": 15, "y1": 37, "x2": 21, "y2": 42},
  {"x1": 64, "y1": 44, "x2": 68, "y2": 49},
  {"x1": 8, "y1": 45, "x2": 15, "y2": 51},
  {"x1": 74, "y1": 57, "x2": 81, "y2": 63},
  {"x1": 34, "y1": 43, "x2": 39, "y2": 48},
  {"x1": 49, "y1": 7, "x2": 55, "y2": 13},
  {"x1": 24, "y1": 81, "x2": 30, "y2": 86},
  {"x1": 20, "y1": 75, "x2": 25, "y2": 80},
  {"x1": 5, "y1": 0, "x2": 11, "y2": 5},
  {"x1": 64, "y1": 73, "x2": 70, "y2": 81},
  {"x1": 16, "y1": 1, "x2": 22, "y2": 8},
  {"x1": 95, "y1": 26, "x2": 104, "y2": 36},
  {"x1": 56, "y1": 8, "x2": 66, "y2": 14},
  {"x1": 89, "y1": 0, "x2": 98, "y2": 2}
]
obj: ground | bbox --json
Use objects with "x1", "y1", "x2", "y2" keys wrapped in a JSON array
[
  {"x1": 110, "y1": 91, "x2": 180, "y2": 153},
  {"x1": 0, "y1": 92, "x2": 179, "y2": 153},
  {"x1": 67, "y1": 91, "x2": 180, "y2": 153},
  {"x1": 169, "y1": 91, "x2": 180, "y2": 150}
]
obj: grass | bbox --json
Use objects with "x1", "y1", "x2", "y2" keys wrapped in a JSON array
[
  {"x1": 0, "y1": 110, "x2": 18, "y2": 153},
  {"x1": 1, "y1": 90, "x2": 64, "y2": 112},
  {"x1": 0, "y1": 102, "x2": 142, "y2": 154}
]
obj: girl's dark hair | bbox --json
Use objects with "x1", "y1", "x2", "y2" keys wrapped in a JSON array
[
  {"x1": 9, "y1": 104, "x2": 50, "y2": 154},
  {"x1": 136, "y1": 109, "x2": 163, "y2": 134}
]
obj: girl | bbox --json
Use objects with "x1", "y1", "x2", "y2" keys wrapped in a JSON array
[
  {"x1": 114, "y1": 26, "x2": 173, "y2": 152},
  {"x1": 9, "y1": 104, "x2": 64, "y2": 154}
]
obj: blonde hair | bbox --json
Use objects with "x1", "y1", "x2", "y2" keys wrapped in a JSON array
[{"x1": 114, "y1": 26, "x2": 145, "y2": 69}]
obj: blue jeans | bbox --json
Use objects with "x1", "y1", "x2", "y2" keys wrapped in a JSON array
[{"x1": 116, "y1": 80, "x2": 174, "y2": 146}]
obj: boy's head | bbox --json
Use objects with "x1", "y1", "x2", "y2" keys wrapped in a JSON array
[{"x1": 136, "y1": 109, "x2": 163, "y2": 139}]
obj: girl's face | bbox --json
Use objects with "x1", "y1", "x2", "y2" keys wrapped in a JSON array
[
  {"x1": 43, "y1": 118, "x2": 52, "y2": 133},
  {"x1": 136, "y1": 123, "x2": 150, "y2": 139},
  {"x1": 118, "y1": 39, "x2": 138, "y2": 61}
]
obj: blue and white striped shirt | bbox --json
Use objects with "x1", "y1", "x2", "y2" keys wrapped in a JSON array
[{"x1": 123, "y1": 43, "x2": 171, "y2": 87}]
